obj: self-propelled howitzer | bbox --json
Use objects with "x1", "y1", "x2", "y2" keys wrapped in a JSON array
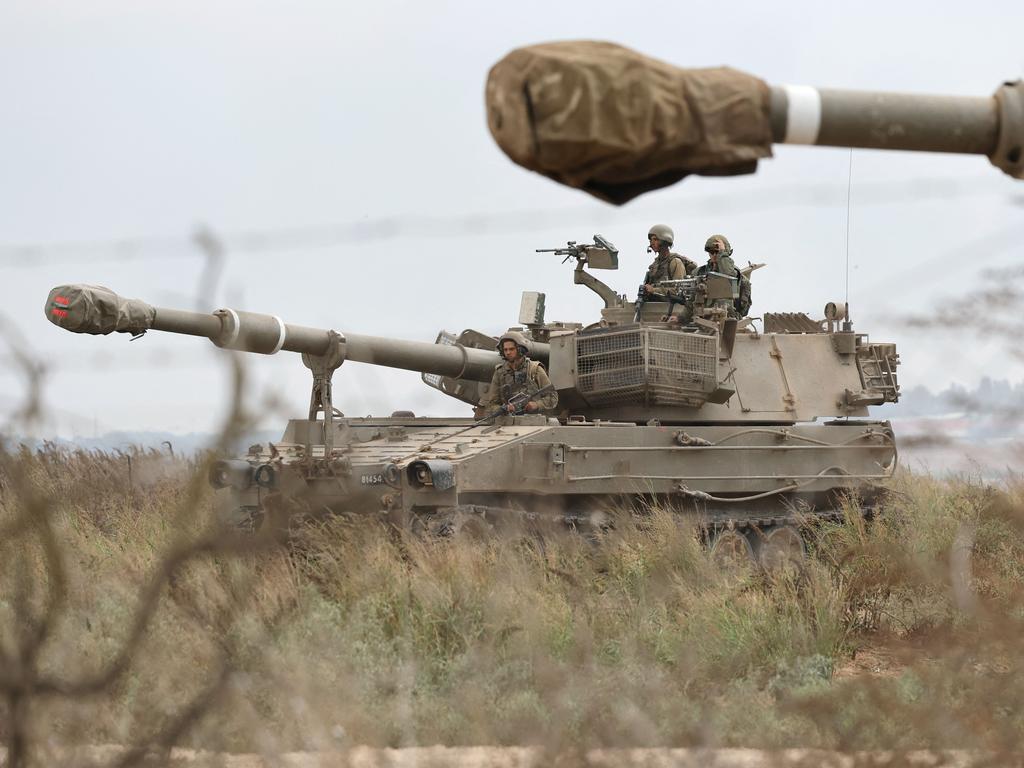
[{"x1": 45, "y1": 266, "x2": 898, "y2": 564}]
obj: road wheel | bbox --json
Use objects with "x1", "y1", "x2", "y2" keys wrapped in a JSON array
[
  {"x1": 758, "y1": 526, "x2": 806, "y2": 572},
  {"x1": 710, "y1": 529, "x2": 755, "y2": 568},
  {"x1": 449, "y1": 512, "x2": 494, "y2": 540}
]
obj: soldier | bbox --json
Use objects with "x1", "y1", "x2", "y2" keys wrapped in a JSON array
[
  {"x1": 695, "y1": 234, "x2": 739, "y2": 279},
  {"x1": 695, "y1": 234, "x2": 745, "y2": 318},
  {"x1": 643, "y1": 224, "x2": 696, "y2": 299},
  {"x1": 479, "y1": 331, "x2": 559, "y2": 415}
]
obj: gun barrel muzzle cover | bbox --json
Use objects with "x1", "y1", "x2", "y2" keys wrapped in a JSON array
[
  {"x1": 46, "y1": 284, "x2": 155, "y2": 335},
  {"x1": 486, "y1": 41, "x2": 773, "y2": 204}
]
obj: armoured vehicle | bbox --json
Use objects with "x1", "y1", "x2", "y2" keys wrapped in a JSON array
[
  {"x1": 47, "y1": 42, "x2": 1024, "y2": 563},
  {"x1": 45, "y1": 239, "x2": 898, "y2": 565}
]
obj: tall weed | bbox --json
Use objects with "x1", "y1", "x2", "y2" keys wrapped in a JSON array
[{"x1": 3, "y1": 448, "x2": 1024, "y2": 753}]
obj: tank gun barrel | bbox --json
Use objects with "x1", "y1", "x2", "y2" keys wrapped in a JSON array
[
  {"x1": 44, "y1": 284, "x2": 530, "y2": 382},
  {"x1": 769, "y1": 85, "x2": 1002, "y2": 157},
  {"x1": 486, "y1": 41, "x2": 1023, "y2": 204}
]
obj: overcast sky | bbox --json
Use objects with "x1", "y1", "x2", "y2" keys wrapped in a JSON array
[{"x1": 2, "y1": 0, "x2": 1023, "y2": 437}]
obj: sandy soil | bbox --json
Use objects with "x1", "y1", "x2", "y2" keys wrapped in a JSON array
[
  {"x1": 4, "y1": 744, "x2": 1008, "y2": 767},
  {"x1": 833, "y1": 639, "x2": 920, "y2": 681}
]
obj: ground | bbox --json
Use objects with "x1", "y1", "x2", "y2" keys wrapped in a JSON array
[{"x1": 2, "y1": 448, "x2": 1024, "y2": 764}]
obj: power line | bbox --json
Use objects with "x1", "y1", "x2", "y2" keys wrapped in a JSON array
[{"x1": 0, "y1": 175, "x2": 1006, "y2": 268}]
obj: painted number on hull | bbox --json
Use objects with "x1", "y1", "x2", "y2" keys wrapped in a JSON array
[{"x1": 361, "y1": 474, "x2": 385, "y2": 486}]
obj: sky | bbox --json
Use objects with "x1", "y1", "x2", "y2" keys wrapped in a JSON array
[{"x1": 2, "y1": 0, "x2": 1023, "y2": 438}]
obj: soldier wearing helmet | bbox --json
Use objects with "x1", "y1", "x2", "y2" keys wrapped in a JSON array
[
  {"x1": 695, "y1": 234, "x2": 743, "y2": 317},
  {"x1": 643, "y1": 224, "x2": 696, "y2": 299},
  {"x1": 478, "y1": 331, "x2": 559, "y2": 415},
  {"x1": 696, "y1": 234, "x2": 739, "y2": 279}
]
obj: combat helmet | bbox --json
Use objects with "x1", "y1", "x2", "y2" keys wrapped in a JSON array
[
  {"x1": 648, "y1": 224, "x2": 674, "y2": 246},
  {"x1": 496, "y1": 331, "x2": 531, "y2": 356},
  {"x1": 704, "y1": 234, "x2": 732, "y2": 255}
]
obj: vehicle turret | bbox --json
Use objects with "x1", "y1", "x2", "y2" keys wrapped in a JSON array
[{"x1": 47, "y1": 252, "x2": 899, "y2": 432}]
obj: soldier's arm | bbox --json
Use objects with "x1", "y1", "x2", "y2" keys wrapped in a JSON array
[
  {"x1": 719, "y1": 254, "x2": 738, "y2": 277},
  {"x1": 479, "y1": 368, "x2": 503, "y2": 409},
  {"x1": 649, "y1": 259, "x2": 688, "y2": 298},
  {"x1": 641, "y1": 263, "x2": 656, "y2": 290},
  {"x1": 683, "y1": 256, "x2": 697, "y2": 275}
]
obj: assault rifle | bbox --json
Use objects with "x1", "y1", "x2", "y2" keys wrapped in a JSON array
[
  {"x1": 475, "y1": 383, "x2": 558, "y2": 421},
  {"x1": 633, "y1": 283, "x2": 649, "y2": 322},
  {"x1": 505, "y1": 383, "x2": 557, "y2": 415},
  {"x1": 464, "y1": 384, "x2": 558, "y2": 436}
]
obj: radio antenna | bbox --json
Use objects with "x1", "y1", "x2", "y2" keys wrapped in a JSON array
[{"x1": 844, "y1": 149, "x2": 854, "y2": 328}]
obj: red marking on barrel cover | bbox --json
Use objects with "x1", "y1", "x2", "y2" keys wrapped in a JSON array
[{"x1": 51, "y1": 295, "x2": 71, "y2": 320}]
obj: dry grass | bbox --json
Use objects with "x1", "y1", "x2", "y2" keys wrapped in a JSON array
[{"x1": 2, "y1": 446, "x2": 1024, "y2": 762}]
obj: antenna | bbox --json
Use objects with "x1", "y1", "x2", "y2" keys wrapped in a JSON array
[{"x1": 843, "y1": 148, "x2": 854, "y2": 331}]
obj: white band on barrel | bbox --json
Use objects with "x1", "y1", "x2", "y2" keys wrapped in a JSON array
[
  {"x1": 222, "y1": 308, "x2": 240, "y2": 347},
  {"x1": 781, "y1": 84, "x2": 822, "y2": 145},
  {"x1": 270, "y1": 315, "x2": 287, "y2": 354}
]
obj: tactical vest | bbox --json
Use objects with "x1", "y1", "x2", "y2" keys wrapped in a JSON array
[
  {"x1": 646, "y1": 253, "x2": 686, "y2": 283},
  {"x1": 499, "y1": 359, "x2": 543, "y2": 403}
]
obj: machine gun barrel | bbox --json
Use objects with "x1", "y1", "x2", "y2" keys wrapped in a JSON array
[
  {"x1": 536, "y1": 235, "x2": 618, "y2": 260},
  {"x1": 45, "y1": 284, "x2": 543, "y2": 382},
  {"x1": 535, "y1": 240, "x2": 582, "y2": 258}
]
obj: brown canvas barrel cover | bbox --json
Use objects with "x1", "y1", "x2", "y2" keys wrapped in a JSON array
[
  {"x1": 45, "y1": 284, "x2": 155, "y2": 335},
  {"x1": 486, "y1": 41, "x2": 774, "y2": 204}
]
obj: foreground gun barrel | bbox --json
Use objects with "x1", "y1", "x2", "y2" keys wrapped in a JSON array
[
  {"x1": 486, "y1": 41, "x2": 1023, "y2": 203},
  {"x1": 768, "y1": 85, "x2": 1001, "y2": 156},
  {"x1": 44, "y1": 284, "x2": 537, "y2": 382}
]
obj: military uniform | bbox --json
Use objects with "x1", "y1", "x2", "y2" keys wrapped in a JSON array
[
  {"x1": 695, "y1": 236, "x2": 741, "y2": 317},
  {"x1": 694, "y1": 252, "x2": 738, "y2": 279},
  {"x1": 644, "y1": 252, "x2": 696, "y2": 298},
  {"x1": 480, "y1": 356, "x2": 558, "y2": 412}
]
